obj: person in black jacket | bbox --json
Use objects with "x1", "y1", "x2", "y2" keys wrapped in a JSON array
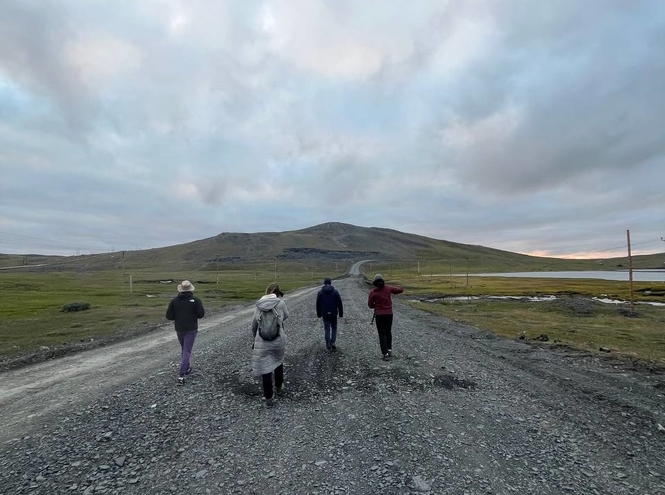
[
  {"x1": 315, "y1": 278, "x2": 343, "y2": 351},
  {"x1": 166, "y1": 280, "x2": 205, "y2": 385}
]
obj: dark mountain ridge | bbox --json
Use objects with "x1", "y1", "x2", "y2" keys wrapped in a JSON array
[{"x1": 2, "y1": 222, "x2": 664, "y2": 272}]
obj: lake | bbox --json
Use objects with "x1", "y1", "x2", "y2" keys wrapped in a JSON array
[{"x1": 461, "y1": 270, "x2": 665, "y2": 282}]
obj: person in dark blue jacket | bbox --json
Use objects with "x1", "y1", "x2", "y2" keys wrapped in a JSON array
[{"x1": 315, "y1": 278, "x2": 344, "y2": 351}]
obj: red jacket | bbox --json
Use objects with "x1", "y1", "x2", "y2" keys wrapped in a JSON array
[{"x1": 367, "y1": 284, "x2": 403, "y2": 315}]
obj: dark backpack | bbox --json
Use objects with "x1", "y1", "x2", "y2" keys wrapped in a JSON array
[{"x1": 257, "y1": 307, "x2": 282, "y2": 341}]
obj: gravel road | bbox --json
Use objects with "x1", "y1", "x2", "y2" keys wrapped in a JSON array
[{"x1": 1, "y1": 276, "x2": 664, "y2": 494}]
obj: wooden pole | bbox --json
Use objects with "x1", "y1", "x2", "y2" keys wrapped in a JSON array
[
  {"x1": 466, "y1": 258, "x2": 469, "y2": 287},
  {"x1": 627, "y1": 229, "x2": 634, "y2": 315}
]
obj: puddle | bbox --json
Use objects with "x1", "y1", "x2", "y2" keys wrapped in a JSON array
[
  {"x1": 411, "y1": 295, "x2": 556, "y2": 303},
  {"x1": 411, "y1": 296, "x2": 665, "y2": 307},
  {"x1": 592, "y1": 297, "x2": 665, "y2": 307}
]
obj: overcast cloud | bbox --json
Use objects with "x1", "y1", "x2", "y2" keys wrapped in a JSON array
[{"x1": 1, "y1": 0, "x2": 664, "y2": 258}]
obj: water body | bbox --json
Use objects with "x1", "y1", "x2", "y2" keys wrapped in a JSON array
[
  {"x1": 460, "y1": 270, "x2": 665, "y2": 282},
  {"x1": 411, "y1": 295, "x2": 665, "y2": 308}
]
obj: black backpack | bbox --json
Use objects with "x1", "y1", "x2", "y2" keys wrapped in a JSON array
[{"x1": 257, "y1": 307, "x2": 282, "y2": 341}]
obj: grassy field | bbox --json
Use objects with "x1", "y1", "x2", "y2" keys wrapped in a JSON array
[
  {"x1": 359, "y1": 265, "x2": 665, "y2": 367},
  {"x1": 3, "y1": 258, "x2": 665, "y2": 367},
  {"x1": 408, "y1": 299, "x2": 665, "y2": 367},
  {"x1": 0, "y1": 263, "x2": 341, "y2": 358}
]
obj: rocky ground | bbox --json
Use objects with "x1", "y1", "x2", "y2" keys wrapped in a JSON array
[{"x1": 1, "y1": 277, "x2": 664, "y2": 494}]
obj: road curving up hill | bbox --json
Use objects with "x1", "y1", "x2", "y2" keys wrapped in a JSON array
[{"x1": 1, "y1": 276, "x2": 664, "y2": 494}]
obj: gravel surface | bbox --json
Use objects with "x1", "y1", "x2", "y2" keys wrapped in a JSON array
[{"x1": 1, "y1": 276, "x2": 664, "y2": 494}]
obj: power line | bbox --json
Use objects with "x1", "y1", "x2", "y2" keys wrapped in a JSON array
[
  {"x1": 0, "y1": 231, "x2": 107, "y2": 253},
  {"x1": 588, "y1": 238, "x2": 662, "y2": 256},
  {"x1": 0, "y1": 251, "x2": 116, "y2": 271}
]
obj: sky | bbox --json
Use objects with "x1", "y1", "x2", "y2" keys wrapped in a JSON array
[{"x1": 1, "y1": 0, "x2": 664, "y2": 259}]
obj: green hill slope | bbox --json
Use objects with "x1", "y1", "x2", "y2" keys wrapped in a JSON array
[{"x1": 3, "y1": 222, "x2": 664, "y2": 273}]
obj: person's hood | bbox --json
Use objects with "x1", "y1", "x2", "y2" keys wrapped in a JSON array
[
  {"x1": 321, "y1": 284, "x2": 335, "y2": 293},
  {"x1": 256, "y1": 294, "x2": 281, "y2": 311}
]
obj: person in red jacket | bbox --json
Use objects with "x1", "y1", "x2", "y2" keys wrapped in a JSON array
[{"x1": 367, "y1": 273, "x2": 404, "y2": 360}]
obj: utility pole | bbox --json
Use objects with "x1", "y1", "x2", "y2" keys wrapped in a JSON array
[
  {"x1": 466, "y1": 258, "x2": 469, "y2": 287},
  {"x1": 122, "y1": 251, "x2": 125, "y2": 284},
  {"x1": 216, "y1": 254, "x2": 219, "y2": 285},
  {"x1": 627, "y1": 230, "x2": 634, "y2": 315}
]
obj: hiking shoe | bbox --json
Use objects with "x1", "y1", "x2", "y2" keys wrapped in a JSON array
[
  {"x1": 265, "y1": 397, "x2": 274, "y2": 408},
  {"x1": 387, "y1": 349, "x2": 392, "y2": 357},
  {"x1": 185, "y1": 366, "x2": 192, "y2": 375},
  {"x1": 382, "y1": 354, "x2": 390, "y2": 361},
  {"x1": 177, "y1": 376, "x2": 185, "y2": 386},
  {"x1": 275, "y1": 385, "x2": 285, "y2": 396},
  {"x1": 331, "y1": 345, "x2": 337, "y2": 351}
]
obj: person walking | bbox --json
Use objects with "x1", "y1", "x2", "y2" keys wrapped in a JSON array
[
  {"x1": 316, "y1": 277, "x2": 343, "y2": 351},
  {"x1": 166, "y1": 280, "x2": 205, "y2": 385},
  {"x1": 367, "y1": 274, "x2": 403, "y2": 361},
  {"x1": 251, "y1": 283, "x2": 289, "y2": 407}
]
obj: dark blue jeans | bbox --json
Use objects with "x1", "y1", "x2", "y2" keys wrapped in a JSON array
[
  {"x1": 176, "y1": 330, "x2": 198, "y2": 377},
  {"x1": 323, "y1": 315, "x2": 338, "y2": 348}
]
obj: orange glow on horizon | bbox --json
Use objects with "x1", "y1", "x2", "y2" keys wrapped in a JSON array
[{"x1": 519, "y1": 249, "x2": 662, "y2": 260}]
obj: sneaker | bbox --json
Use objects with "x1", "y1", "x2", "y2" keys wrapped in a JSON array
[
  {"x1": 387, "y1": 349, "x2": 392, "y2": 357},
  {"x1": 382, "y1": 354, "x2": 390, "y2": 361},
  {"x1": 331, "y1": 345, "x2": 337, "y2": 351},
  {"x1": 265, "y1": 397, "x2": 274, "y2": 407},
  {"x1": 275, "y1": 386, "x2": 284, "y2": 396},
  {"x1": 177, "y1": 376, "x2": 185, "y2": 386},
  {"x1": 185, "y1": 366, "x2": 192, "y2": 375}
]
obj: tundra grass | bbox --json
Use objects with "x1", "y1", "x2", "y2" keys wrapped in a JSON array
[
  {"x1": 408, "y1": 298, "x2": 665, "y2": 367},
  {"x1": 368, "y1": 270, "x2": 665, "y2": 304},
  {"x1": 0, "y1": 268, "x2": 329, "y2": 358},
  {"x1": 392, "y1": 273, "x2": 665, "y2": 366}
]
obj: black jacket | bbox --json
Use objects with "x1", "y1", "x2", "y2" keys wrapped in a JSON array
[
  {"x1": 316, "y1": 284, "x2": 343, "y2": 319},
  {"x1": 166, "y1": 292, "x2": 205, "y2": 332}
]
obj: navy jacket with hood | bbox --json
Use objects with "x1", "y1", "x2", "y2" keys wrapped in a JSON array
[{"x1": 316, "y1": 281, "x2": 343, "y2": 319}]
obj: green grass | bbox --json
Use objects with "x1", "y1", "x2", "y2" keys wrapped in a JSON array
[
  {"x1": 409, "y1": 299, "x2": 665, "y2": 367},
  {"x1": 375, "y1": 269, "x2": 665, "y2": 367},
  {"x1": 0, "y1": 267, "x2": 334, "y2": 358}
]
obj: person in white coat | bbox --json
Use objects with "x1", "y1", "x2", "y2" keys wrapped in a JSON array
[{"x1": 251, "y1": 282, "x2": 289, "y2": 407}]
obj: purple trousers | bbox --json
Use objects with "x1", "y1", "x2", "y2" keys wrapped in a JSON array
[{"x1": 176, "y1": 330, "x2": 198, "y2": 377}]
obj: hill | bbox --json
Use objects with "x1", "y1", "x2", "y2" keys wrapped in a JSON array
[{"x1": 2, "y1": 222, "x2": 664, "y2": 272}]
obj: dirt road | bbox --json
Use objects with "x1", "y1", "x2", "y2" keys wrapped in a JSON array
[{"x1": 1, "y1": 276, "x2": 664, "y2": 494}]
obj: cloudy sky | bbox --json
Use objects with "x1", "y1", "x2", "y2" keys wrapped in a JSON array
[{"x1": 1, "y1": 0, "x2": 664, "y2": 258}]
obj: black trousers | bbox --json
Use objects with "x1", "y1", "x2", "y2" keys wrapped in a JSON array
[
  {"x1": 262, "y1": 364, "x2": 284, "y2": 399},
  {"x1": 375, "y1": 314, "x2": 393, "y2": 355}
]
